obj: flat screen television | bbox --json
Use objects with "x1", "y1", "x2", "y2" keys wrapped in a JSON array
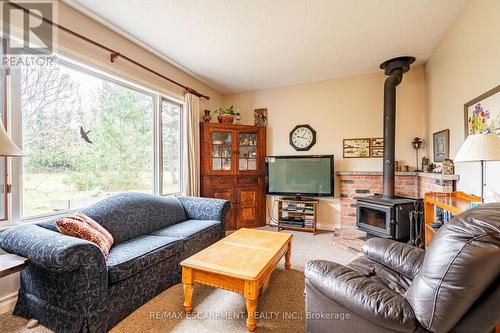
[{"x1": 265, "y1": 155, "x2": 334, "y2": 197}]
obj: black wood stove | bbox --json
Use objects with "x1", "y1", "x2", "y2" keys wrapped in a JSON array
[
  {"x1": 356, "y1": 195, "x2": 420, "y2": 240},
  {"x1": 356, "y1": 56, "x2": 422, "y2": 241}
]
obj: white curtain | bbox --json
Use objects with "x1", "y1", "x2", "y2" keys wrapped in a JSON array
[{"x1": 183, "y1": 93, "x2": 200, "y2": 196}]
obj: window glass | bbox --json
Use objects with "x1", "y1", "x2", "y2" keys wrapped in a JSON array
[
  {"x1": 21, "y1": 60, "x2": 154, "y2": 218},
  {"x1": 161, "y1": 99, "x2": 182, "y2": 194}
]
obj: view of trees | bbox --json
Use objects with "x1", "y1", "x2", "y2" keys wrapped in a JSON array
[
  {"x1": 161, "y1": 100, "x2": 181, "y2": 193},
  {"x1": 21, "y1": 61, "x2": 155, "y2": 216},
  {"x1": 22, "y1": 63, "x2": 82, "y2": 173},
  {"x1": 64, "y1": 82, "x2": 153, "y2": 191}
]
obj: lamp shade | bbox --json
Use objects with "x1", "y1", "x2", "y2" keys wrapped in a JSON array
[
  {"x1": 0, "y1": 122, "x2": 22, "y2": 157},
  {"x1": 454, "y1": 133, "x2": 500, "y2": 162}
]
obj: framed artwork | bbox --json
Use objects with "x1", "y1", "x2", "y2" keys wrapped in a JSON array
[
  {"x1": 254, "y1": 108, "x2": 267, "y2": 126},
  {"x1": 464, "y1": 84, "x2": 500, "y2": 138},
  {"x1": 370, "y1": 138, "x2": 383, "y2": 158},
  {"x1": 343, "y1": 138, "x2": 371, "y2": 158},
  {"x1": 433, "y1": 129, "x2": 449, "y2": 162}
]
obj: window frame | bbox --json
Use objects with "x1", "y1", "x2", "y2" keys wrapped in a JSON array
[
  {"x1": 3, "y1": 51, "x2": 185, "y2": 225},
  {"x1": 160, "y1": 97, "x2": 184, "y2": 196},
  {"x1": 0, "y1": 39, "x2": 9, "y2": 221}
]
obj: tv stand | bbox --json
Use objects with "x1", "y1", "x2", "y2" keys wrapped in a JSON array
[{"x1": 277, "y1": 198, "x2": 318, "y2": 235}]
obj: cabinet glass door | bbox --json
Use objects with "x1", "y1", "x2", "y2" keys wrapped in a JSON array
[
  {"x1": 238, "y1": 133, "x2": 258, "y2": 171},
  {"x1": 211, "y1": 131, "x2": 233, "y2": 171}
]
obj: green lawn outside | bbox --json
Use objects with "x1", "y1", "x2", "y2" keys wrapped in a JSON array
[{"x1": 23, "y1": 172, "x2": 179, "y2": 218}]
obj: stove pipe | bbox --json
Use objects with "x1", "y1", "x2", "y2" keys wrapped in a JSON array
[{"x1": 380, "y1": 56, "x2": 415, "y2": 198}]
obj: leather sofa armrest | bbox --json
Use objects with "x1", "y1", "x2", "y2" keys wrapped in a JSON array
[
  {"x1": 362, "y1": 238, "x2": 425, "y2": 279},
  {"x1": 178, "y1": 196, "x2": 230, "y2": 223},
  {"x1": 0, "y1": 224, "x2": 106, "y2": 274},
  {"x1": 305, "y1": 260, "x2": 418, "y2": 332}
]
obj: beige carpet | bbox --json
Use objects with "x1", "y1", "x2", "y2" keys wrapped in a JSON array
[{"x1": 0, "y1": 227, "x2": 360, "y2": 333}]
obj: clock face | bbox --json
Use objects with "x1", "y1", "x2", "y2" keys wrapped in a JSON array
[{"x1": 290, "y1": 125, "x2": 316, "y2": 151}]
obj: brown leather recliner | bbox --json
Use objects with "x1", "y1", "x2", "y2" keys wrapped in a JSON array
[{"x1": 305, "y1": 202, "x2": 500, "y2": 333}]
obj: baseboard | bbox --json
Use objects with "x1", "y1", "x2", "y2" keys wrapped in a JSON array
[{"x1": 0, "y1": 291, "x2": 18, "y2": 314}]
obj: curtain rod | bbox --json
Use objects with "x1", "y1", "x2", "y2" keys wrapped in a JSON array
[{"x1": 2, "y1": 0, "x2": 210, "y2": 100}]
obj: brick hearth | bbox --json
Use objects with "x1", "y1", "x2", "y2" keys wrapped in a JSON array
[{"x1": 336, "y1": 171, "x2": 459, "y2": 228}]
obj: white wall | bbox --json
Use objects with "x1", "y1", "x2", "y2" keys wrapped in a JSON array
[
  {"x1": 425, "y1": 0, "x2": 500, "y2": 202},
  {"x1": 224, "y1": 66, "x2": 427, "y2": 230}
]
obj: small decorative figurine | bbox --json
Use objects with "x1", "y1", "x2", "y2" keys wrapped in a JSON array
[
  {"x1": 202, "y1": 110, "x2": 211, "y2": 122},
  {"x1": 442, "y1": 159, "x2": 454, "y2": 175},
  {"x1": 254, "y1": 108, "x2": 267, "y2": 126},
  {"x1": 235, "y1": 112, "x2": 241, "y2": 125},
  {"x1": 421, "y1": 157, "x2": 429, "y2": 172}
]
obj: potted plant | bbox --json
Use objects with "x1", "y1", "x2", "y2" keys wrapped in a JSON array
[{"x1": 215, "y1": 105, "x2": 236, "y2": 124}]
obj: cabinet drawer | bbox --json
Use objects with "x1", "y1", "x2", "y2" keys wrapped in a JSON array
[
  {"x1": 236, "y1": 176, "x2": 259, "y2": 186},
  {"x1": 209, "y1": 177, "x2": 235, "y2": 186}
]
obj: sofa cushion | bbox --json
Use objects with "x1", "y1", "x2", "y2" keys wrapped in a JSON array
[
  {"x1": 56, "y1": 213, "x2": 114, "y2": 258},
  {"x1": 362, "y1": 238, "x2": 425, "y2": 279},
  {"x1": 150, "y1": 219, "x2": 220, "y2": 239},
  {"x1": 107, "y1": 235, "x2": 179, "y2": 283},
  {"x1": 305, "y1": 260, "x2": 418, "y2": 332},
  {"x1": 347, "y1": 256, "x2": 412, "y2": 295},
  {"x1": 80, "y1": 193, "x2": 187, "y2": 244}
]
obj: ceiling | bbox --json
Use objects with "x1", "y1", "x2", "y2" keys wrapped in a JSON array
[{"x1": 64, "y1": 0, "x2": 468, "y2": 94}]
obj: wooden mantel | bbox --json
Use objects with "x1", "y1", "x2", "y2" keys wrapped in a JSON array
[{"x1": 336, "y1": 171, "x2": 460, "y2": 181}]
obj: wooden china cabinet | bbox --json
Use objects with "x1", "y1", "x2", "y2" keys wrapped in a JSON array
[{"x1": 200, "y1": 123, "x2": 266, "y2": 230}]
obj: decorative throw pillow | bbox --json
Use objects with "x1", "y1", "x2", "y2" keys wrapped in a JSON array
[{"x1": 56, "y1": 213, "x2": 114, "y2": 258}]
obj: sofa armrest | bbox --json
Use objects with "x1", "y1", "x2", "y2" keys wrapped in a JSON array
[
  {"x1": 178, "y1": 196, "x2": 230, "y2": 222},
  {"x1": 362, "y1": 238, "x2": 425, "y2": 279},
  {"x1": 0, "y1": 224, "x2": 106, "y2": 273},
  {"x1": 305, "y1": 260, "x2": 417, "y2": 332}
]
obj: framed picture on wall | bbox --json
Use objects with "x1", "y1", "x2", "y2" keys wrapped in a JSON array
[
  {"x1": 343, "y1": 138, "x2": 371, "y2": 158},
  {"x1": 433, "y1": 129, "x2": 449, "y2": 162},
  {"x1": 464, "y1": 84, "x2": 500, "y2": 138},
  {"x1": 370, "y1": 138, "x2": 383, "y2": 158}
]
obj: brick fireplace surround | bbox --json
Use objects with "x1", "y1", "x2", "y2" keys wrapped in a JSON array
[{"x1": 336, "y1": 171, "x2": 459, "y2": 231}]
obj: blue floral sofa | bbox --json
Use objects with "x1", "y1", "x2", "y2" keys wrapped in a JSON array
[{"x1": 0, "y1": 192, "x2": 229, "y2": 333}]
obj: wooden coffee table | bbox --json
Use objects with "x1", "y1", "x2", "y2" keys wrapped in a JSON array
[{"x1": 181, "y1": 228, "x2": 292, "y2": 332}]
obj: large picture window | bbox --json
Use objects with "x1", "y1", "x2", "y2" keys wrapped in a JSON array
[{"x1": 20, "y1": 60, "x2": 155, "y2": 218}]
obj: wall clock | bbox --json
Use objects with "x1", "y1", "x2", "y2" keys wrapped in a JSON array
[{"x1": 289, "y1": 124, "x2": 316, "y2": 151}]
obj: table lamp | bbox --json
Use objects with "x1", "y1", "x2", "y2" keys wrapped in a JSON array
[
  {"x1": 0, "y1": 122, "x2": 22, "y2": 157},
  {"x1": 454, "y1": 133, "x2": 500, "y2": 202}
]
